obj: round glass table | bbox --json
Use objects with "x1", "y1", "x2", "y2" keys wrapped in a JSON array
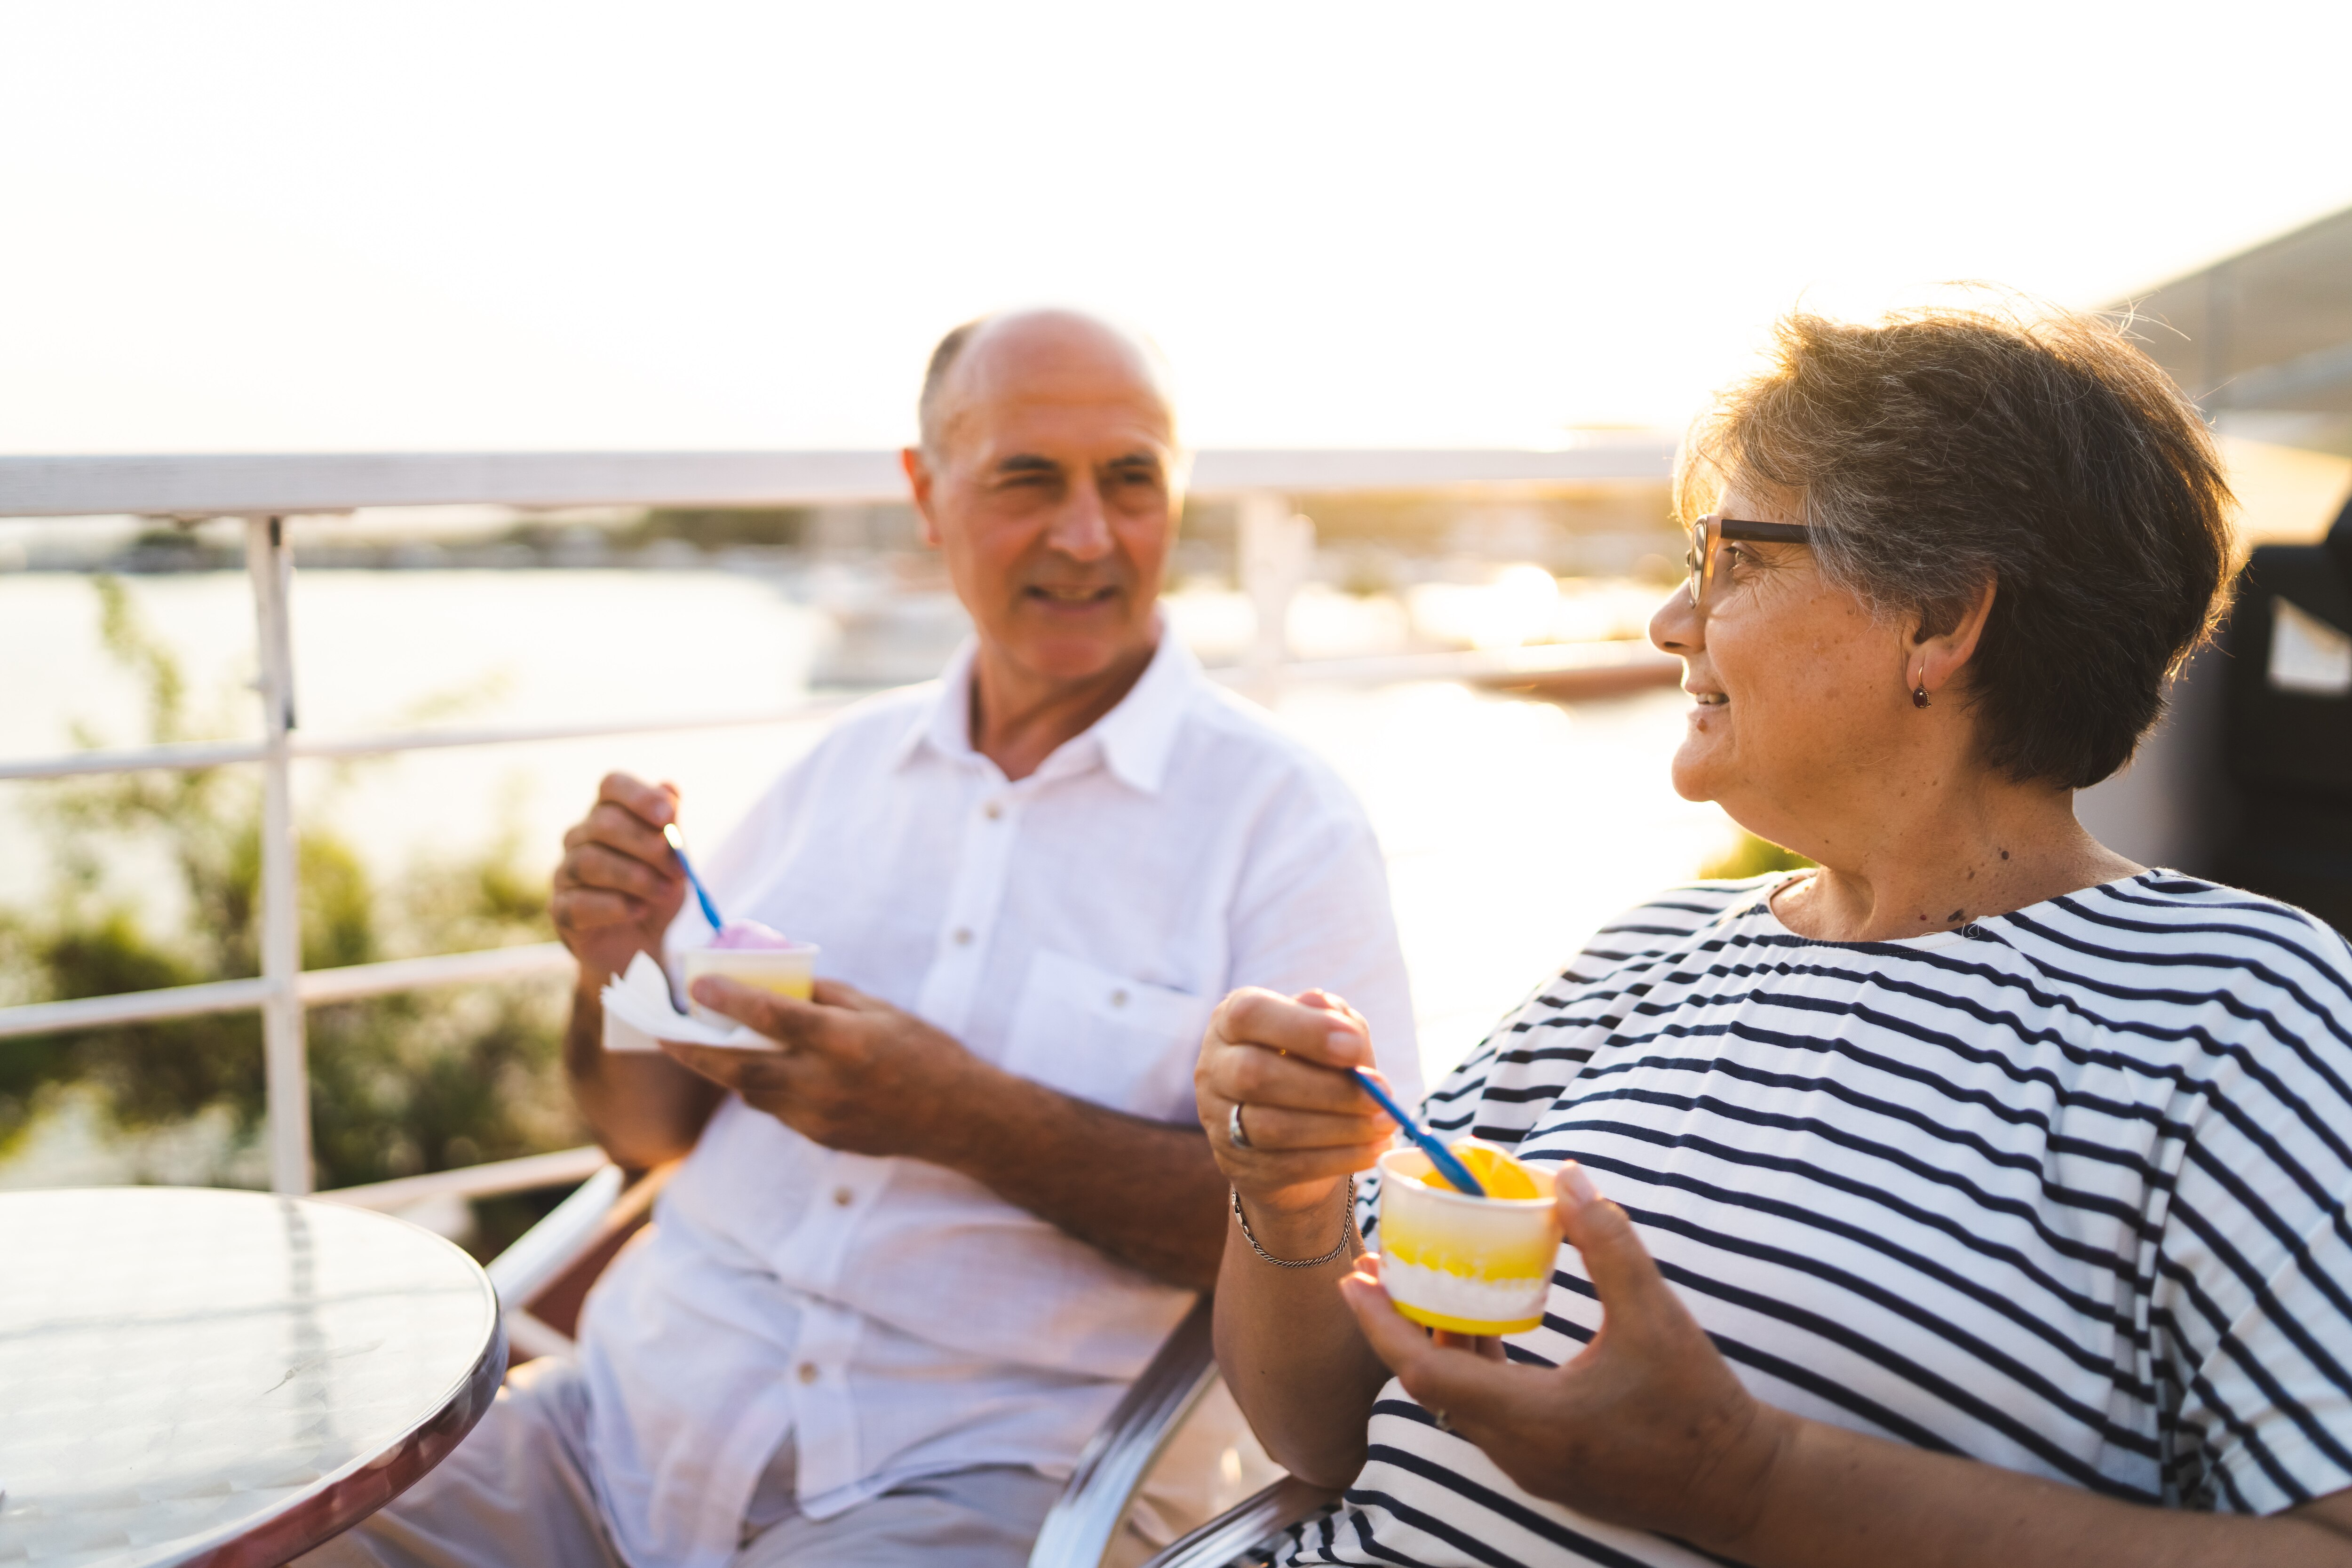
[{"x1": 0, "y1": 1186, "x2": 505, "y2": 1568}]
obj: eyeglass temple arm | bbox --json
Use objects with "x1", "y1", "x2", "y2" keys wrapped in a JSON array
[{"x1": 1712, "y1": 519, "x2": 1811, "y2": 543}]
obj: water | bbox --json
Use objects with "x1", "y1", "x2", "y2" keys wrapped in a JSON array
[{"x1": 0, "y1": 569, "x2": 1734, "y2": 1085}]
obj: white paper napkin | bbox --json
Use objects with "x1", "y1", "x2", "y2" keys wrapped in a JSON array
[{"x1": 599, "y1": 952, "x2": 780, "y2": 1051}]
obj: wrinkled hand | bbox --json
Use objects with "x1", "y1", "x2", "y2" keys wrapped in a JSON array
[
  {"x1": 662, "y1": 974, "x2": 983, "y2": 1158},
  {"x1": 1337, "y1": 1162, "x2": 1788, "y2": 1551},
  {"x1": 1196, "y1": 987, "x2": 1398, "y2": 1224},
  {"x1": 551, "y1": 772, "x2": 688, "y2": 981}
]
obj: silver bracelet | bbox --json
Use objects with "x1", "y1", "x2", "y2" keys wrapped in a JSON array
[{"x1": 1232, "y1": 1177, "x2": 1357, "y2": 1268}]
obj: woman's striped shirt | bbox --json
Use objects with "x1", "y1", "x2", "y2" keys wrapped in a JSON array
[{"x1": 1280, "y1": 871, "x2": 2352, "y2": 1568}]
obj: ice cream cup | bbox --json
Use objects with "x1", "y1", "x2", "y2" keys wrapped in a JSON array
[
  {"x1": 681, "y1": 941, "x2": 818, "y2": 1026},
  {"x1": 1376, "y1": 1142, "x2": 1557, "y2": 1336}
]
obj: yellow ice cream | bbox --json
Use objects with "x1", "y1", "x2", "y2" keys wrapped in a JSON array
[
  {"x1": 1379, "y1": 1142, "x2": 1556, "y2": 1335},
  {"x1": 1413, "y1": 1142, "x2": 1546, "y2": 1199}
]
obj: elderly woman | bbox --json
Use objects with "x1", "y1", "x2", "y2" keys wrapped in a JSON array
[{"x1": 1199, "y1": 306, "x2": 2352, "y2": 1567}]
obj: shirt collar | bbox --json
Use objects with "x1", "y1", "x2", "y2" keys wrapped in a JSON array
[
  {"x1": 890, "y1": 621, "x2": 1203, "y2": 796},
  {"x1": 1085, "y1": 628, "x2": 1202, "y2": 795},
  {"x1": 891, "y1": 638, "x2": 981, "y2": 772}
]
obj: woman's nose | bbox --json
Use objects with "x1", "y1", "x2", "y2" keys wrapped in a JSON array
[{"x1": 1649, "y1": 585, "x2": 1701, "y2": 655}]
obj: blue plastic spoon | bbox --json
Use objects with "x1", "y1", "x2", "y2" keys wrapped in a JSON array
[
  {"x1": 661, "y1": 822, "x2": 725, "y2": 931},
  {"x1": 1351, "y1": 1067, "x2": 1487, "y2": 1198}
]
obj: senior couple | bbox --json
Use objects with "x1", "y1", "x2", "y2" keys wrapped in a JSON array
[{"x1": 314, "y1": 306, "x2": 2352, "y2": 1568}]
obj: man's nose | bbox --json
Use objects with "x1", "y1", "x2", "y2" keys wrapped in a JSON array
[
  {"x1": 1042, "y1": 481, "x2": 1115, "y2": 561},
  {"x1": 1649, "y1": 585, "x2": 1701, "y2": 655}
]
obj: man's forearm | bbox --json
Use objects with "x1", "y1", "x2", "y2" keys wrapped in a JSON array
[
  {"x1": 927, "y1": 1061, "x2": 1228, "y2": 1291},
  {"x1": 564, "y1": 978, "x2": 721, "y2": 1170},
  {"x1": 1717, "y1": 1413, "x2": 2352, "y2": 1568}
]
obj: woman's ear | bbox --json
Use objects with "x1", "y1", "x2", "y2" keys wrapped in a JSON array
[{"x1": 1910, "y1": 578, "x2": 1997, "y2": 700}]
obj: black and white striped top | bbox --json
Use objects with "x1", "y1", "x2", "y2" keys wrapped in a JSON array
[{"x1": 1283, "y1": 871, "x2": 2352, "y2": 1568}]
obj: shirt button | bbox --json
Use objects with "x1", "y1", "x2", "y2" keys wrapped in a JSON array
[
  {"x1": 797, "y1": 1361, "x2": 819, "y2": 1384},
  {"x1": 1109, "y1": 988, "x2": 1128, "y2": 1008},
  {"x1": 832, "y1": 1186, "x2": 855, "y2": 1207},
  {"x1": 953, "y1": 927, "x2": 972, "y2": 946},
  {"x1": 984, "y1": 801, "x2": 1002, "y2": 820}
]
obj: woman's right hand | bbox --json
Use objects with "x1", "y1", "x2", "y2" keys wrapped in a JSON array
[{"x1": 1197, "y1": 987, "x2": 1400, "y2": 1224}]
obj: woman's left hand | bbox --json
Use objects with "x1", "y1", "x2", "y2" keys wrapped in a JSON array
[{"x1": 1337, "y1": 1161, "x2": 1791, "y2": 1551}]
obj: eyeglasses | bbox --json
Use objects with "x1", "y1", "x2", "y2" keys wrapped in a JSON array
[{"x1": 1685, "y1": 514, "x2": 1812, "y2": 608}]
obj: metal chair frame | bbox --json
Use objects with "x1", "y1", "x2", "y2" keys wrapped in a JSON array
[
  {"x1": 1024, "y1": 1293, "x2": 1337, "y2": 1567},
  {"x1": 440, "y1": 1159, "x2": 1337, "y2": 1568}
]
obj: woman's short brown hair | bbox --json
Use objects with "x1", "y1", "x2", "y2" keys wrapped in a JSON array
[{"x1": 1678, "y1": 304, "x2": 2236, "y2": 790}]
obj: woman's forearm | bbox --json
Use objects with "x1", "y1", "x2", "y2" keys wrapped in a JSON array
[
  {"x1": 1212, "y1": 1194, "x2": 1391, "y2": 1490},
  {"x1": 1719, "y1": 1412, "x2": 2352, "y2": 1568},
  {"x1": 1193, "y1": 987, "x2": 1418, "y2": 1491}
]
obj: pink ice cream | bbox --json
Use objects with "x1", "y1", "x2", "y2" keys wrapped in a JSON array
[{"x1": 710, "y1": 920, "x2": 797, "y2": 951}]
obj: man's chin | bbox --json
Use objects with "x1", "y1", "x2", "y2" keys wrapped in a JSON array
[{"x1": 992, "y1": 625, "x2": 1156, "y2": 687}]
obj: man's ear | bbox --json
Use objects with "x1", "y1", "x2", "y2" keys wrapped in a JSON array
[
  {"x1": 1911, "y1": 578, "x2": 1997, "y2": 699},
  {"x1": 901, "y1": 447, "x2": 943, "y2": 549}
]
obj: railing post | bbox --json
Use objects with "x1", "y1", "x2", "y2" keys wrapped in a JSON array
[
  {"x1": 246, "y1": 515, "x2": 311, "y2": 1195},
  {"x1": 1237, "y1": 492, "x2": 1313, "y2": 702}
]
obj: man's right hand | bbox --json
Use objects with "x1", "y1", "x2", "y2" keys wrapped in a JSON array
[{"x1": 552, "y1": 772, "x2": 690, "y2": 982}]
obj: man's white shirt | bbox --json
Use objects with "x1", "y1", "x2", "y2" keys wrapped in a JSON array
[{"x1": 577, "y1": 632, "x2": 1420, "y2": 1568}]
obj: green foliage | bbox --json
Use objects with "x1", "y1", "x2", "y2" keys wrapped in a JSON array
[
  {"x1": 1700, "y1": 830, "x2": 1816, "y2": 882},
  {"x1": 0, "y1": 577, "x2": 580, "y2": 1190}
]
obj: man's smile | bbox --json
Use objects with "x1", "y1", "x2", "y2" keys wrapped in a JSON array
[{"x1": 1024, "y1": 584, "x2": 1119, "y2": 606}]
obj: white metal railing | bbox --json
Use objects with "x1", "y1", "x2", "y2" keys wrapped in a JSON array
[
  {"x1": 317, "y1": 1143, "x2": 612, "y2": 1215},
  {"x1": 0, "y1": 700, "x2": 860, "y2": 783},
  {"x1": 0, "y1": 941, "x2": 577, "y2": 1040},
  {"x1": 0, "y1": 443, "x2": 1674, "y2": 518},
  {"x1": 0, "y1": 446, "x2": 1676, "y2": 1199}
]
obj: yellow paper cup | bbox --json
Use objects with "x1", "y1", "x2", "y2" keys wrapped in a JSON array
[
  {"x1": 1376, "y1": 1142, "x2": 1557, "y2": 1335},
  {"x1": 681, "y1": 941, "x2": 818, "y2": 1027}
]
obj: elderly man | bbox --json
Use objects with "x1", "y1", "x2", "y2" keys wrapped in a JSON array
[{"x1": 308, "y1": 310, "x2": 1419, "y2": 1568}]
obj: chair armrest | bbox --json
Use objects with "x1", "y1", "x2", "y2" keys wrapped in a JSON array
[
  {"x1": 485, "y1": 1159, "x2": 673, "y2": 1362},
  {"x1": 485, "y1": 1162, "x2": 626, "y2": 1305},
  {"x1": 1027, "y1": 1294, "x2": 1219, "y2": 1568},
  {"x1": 1139, "y1": 1476, "x2": 1342, "y2": 1568}
]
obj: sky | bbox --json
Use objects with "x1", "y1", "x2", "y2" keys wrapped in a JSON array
[{"x1": 4, "y1": 0, "x2": 2351, "y2": 454}]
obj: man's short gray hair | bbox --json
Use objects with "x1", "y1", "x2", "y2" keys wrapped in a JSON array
[
  {"x1": 915, "y1": 310, "x2": 1179, "y2": 466},
  {"x1": 917, "y1": 317, "x2": 986, "y2": 463}
]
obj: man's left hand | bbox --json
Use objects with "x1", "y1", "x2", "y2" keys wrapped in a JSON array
[{"x1": 660, "y1": 974, "x2": 983, "y2": 1158}]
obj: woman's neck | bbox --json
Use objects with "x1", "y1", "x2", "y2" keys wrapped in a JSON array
[{"x1": 1768, "y1": 781, "x2": 2142, "y2": 944}]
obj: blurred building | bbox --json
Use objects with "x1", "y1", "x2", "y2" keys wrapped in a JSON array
[
  {"x1": 2125, "y1": 207, "x2": 2352, "y2": 461},
  {"x1": 2077, "y1": 205, "x2": 2352, "y2": 908}
]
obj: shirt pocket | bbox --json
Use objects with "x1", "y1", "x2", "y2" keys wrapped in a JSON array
[{"x1": 1000, "y1": 949, "x2": 1215, "y2": 1124}]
